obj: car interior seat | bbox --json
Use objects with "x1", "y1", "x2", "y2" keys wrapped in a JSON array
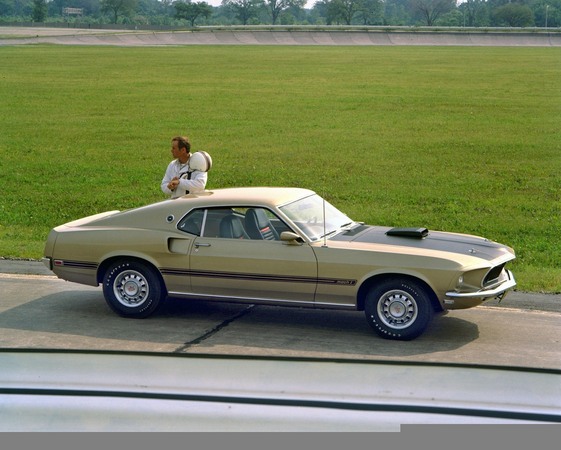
[
  {"x1": 219, "y1": 215, "x2": 249, "y2": 239},
  {"x1": 245, "y1": 208, "x2": 279, "y2": 240}
]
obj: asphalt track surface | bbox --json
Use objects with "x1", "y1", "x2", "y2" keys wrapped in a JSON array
[{"x1": 1, "y1": 26, "x2": 560, "y2": 46}]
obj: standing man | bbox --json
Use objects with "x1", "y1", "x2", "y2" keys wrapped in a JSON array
[{"x1": 161, "y1": 136, "x2": 207, "y2": 198}]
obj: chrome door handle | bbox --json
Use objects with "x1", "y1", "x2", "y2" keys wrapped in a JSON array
[{"x1": 195, "y1": 243, "x2": 211, "y2": 248}]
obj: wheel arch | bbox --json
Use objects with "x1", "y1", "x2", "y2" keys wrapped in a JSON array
[
  {"x1": 356, "y1": 273, "x2": 442, "y2": 313},
  {"x1": 96, "y1": 255, "x2": 166, "y2": 295}
]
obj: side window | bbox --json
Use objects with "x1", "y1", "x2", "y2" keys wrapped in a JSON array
[
  {"x1": 179, "y1": 207, "x2": 293, "y2": 240},
  {"x1": 177, "y1": 209, "x2": 205, "y2": 236},
  {"x1": 243, "y1": 208, "x2": 279, "y2": 240},
  {"x1": 204, "y1": 208, "x2": 236, "y2": 238}
]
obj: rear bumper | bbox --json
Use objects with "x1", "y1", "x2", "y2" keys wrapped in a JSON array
[{"x1": 42, "y1": 257, "x2": 52, "y2": 271}]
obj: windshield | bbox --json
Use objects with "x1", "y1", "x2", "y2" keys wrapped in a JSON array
[{"x1": 279, "y1": 194, "x2": 355, "y2": 242}]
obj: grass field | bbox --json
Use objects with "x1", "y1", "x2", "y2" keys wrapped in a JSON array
[{"x1": 0, "y1": 45, "x2": 559, "y2": 292}]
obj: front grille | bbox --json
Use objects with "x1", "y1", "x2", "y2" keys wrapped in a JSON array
[{"x1": 484, "y1": 263, "x2": 506, "y2": 286}]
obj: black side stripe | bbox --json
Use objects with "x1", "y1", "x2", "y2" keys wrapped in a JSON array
[
  {"x1": 55, "y1": 260, "x2": 98, "y2": 270},
  {"x1": 160, "y1": 268, "x2": 356, "y2": 286}
]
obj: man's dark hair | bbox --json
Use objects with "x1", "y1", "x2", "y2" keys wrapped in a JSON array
[{"x1": 173, "y1": 136, "x2": 191, "y2": 152}]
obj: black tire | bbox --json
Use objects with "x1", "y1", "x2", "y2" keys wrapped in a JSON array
[
  {"x1": 364, "y1": 278, "x2": 433, "y2": 340},
  {"x1": 102, "y1": 260, "x2": 165, "y2": 318}
]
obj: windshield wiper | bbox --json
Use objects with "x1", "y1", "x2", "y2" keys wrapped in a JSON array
[
  {"x1": 320, "y1": 223, "x2": 355, "y2": 239},
  {"x1": 319, "y1": 229, "x2": 339, "y2": 239}
]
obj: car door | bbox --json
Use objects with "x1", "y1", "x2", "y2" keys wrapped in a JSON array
[{"x1": 189, "y1": 207, "x2": 318, "y2": 305}]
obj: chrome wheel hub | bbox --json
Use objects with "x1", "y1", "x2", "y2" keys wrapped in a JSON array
[
  {"x1": 114, "y1": 270, "x2": 149, "y2": 307},
  {"x1": 378, "y1": 290, "x2": 418, "y2": 329}
]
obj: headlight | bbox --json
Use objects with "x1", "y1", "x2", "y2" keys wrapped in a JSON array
[{"x1": 456, "y1": 268, "x2": 490, "y2": 292}]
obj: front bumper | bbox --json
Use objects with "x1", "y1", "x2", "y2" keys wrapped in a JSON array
[{"x1": 444, "y1": 270, "x2": 516, "y2": 309}]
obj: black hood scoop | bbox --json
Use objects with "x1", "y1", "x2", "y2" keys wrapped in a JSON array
[{"x1": 385, "y1": 227, "x2": 429, "y2": 239}]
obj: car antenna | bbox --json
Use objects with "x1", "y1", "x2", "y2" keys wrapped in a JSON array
[{"x1": 322, "y1": 195, "x2": 328, "y2": 248}]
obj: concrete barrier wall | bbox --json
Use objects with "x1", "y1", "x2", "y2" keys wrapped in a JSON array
[{"x1": 1, "y1": 29, "x2": 560, "y2": 47}]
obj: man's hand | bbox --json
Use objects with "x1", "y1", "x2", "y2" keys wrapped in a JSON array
[{"x1": 168, "y1": 177, "x2": 180, "y2": 191}]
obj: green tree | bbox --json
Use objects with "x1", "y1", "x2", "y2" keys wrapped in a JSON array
[
  {"x1": 492, "y1": 3, "x2": 534, "y2": 26},
  {"x1": 331, "y1": 0, "x2": 361, "y2": 24},
  {"x1": 100, "y1": 0, "x2": 138, "y2": 23},
  {"x1": 0, "y1": 0, "x2": 15, "y2": 15},
  {"x1": 384, "y1": 0, "x2": 415, "y2": 25},
  {"x1": 356, "y1": 0, "x2": 383, "y2": 25},
  {"x1": 410, "y1": 0, "x2": 455, "y2": 25},
  {"x1": 325, "y1": 0, "x2": 343, "y2": 23},
  {"x1": 225, "y1": 0, "x2": 264, "y2": 24},
  {"x1": 311, "y1": 0, "x2": 329, "y2": 22},
  {"x1": 264, "y1": 0, "x2": 305, "y2": 24},
  {"x1": 458, "y1": 0, "x2": 489, "y2": 27},
  {"x1": 534, "y1": 0, "x2": 561, "y2": 28},
  {"x1": 175, "y1": 1, "x2": 213, "y2": 26},
  {"x1": 32, "y1": 0, "x2": 47, "y2": 21},
  {"x1": 49, "y1": 0, "x2": 66, "y2": 15}
]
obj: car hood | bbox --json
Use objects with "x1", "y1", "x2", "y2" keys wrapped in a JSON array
[{"x1": 330, "y1": 225, "x2": 515, "y2": 263}]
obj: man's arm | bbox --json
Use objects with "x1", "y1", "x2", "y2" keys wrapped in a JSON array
[
  {"x1": 161, "y1": 162, "x2": 175, "y2": 195},
  {"x1": 178, "y1": 170, "x2": 208, "y2": 193}
]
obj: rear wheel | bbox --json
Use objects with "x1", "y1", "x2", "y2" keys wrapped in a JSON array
[
  {"x1": 102, "y1": 260, "x2": 165, "y2": 318},
  {"x1": 364, "y1": 278, "x2": 433, "y2": 340}
]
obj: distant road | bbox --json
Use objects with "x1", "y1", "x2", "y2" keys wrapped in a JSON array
[{"x1": 1, "y1": 26, "x2": 560, "y2": 46}]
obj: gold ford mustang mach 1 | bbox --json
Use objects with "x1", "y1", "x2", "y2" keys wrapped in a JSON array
[{"x1": 43, "y1": 187, "x2": 516, "y2": 340}]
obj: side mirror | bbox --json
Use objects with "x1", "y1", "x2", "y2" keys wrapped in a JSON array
[{"x1": 280, "y1": 231, "x2": 304, "y2": 245}]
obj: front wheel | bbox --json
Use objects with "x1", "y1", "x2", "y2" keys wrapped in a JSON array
[
  {"x1": 102, "y1": 260, "x2": 165, "y2": 318},
  {"x1": 364, "y1": 278, "x2": 433, "y2": 340}
]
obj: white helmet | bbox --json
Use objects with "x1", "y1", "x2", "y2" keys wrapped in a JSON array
[{"x1": 189, "y1": 151, "x2": 212, "y2": 172}]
